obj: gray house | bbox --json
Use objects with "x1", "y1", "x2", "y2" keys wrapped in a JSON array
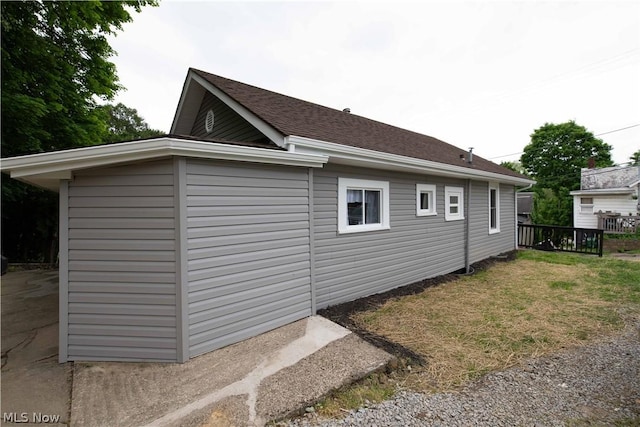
[{"x1": 2, "y1": 69, "x2": 534, "y2": 363}]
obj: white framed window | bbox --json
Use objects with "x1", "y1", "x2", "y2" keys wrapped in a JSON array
[
  {"x1": 338, "y1": 178, "x2": 390, "y2": 234},
  {"x1": 416, "y1": 184, "x2": 437, "y2": 216},
  {"x1": 489, "y1": 183, "x2": 500, "y2": 233},
  {"x1": 580, "y1": 197, "x2": 594, "y2": 214},
  {"x1": 445, "y1": 186, "x2": 464, "y2": 221}
]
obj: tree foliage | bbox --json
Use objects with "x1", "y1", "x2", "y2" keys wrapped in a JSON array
[
  {"x1": 630, "y1": 150, "x2": 640, "y2": 166},
  {"x1": 530, "y1": 187, "x2": 573, "y2": 227},
  {"x1": 1, "y1": 1, "x2": 157, "y2": 262},
  {"x1": 520, "y1": 121, "x2": 614, "y2": 227},
  {"x1": 499, "y1": 160, "x2": 529, "y2": 177},
  {"x1": 521, "y1": 121, "x2": 613, "y2": 192},
  {"x1": 1, "y1": 0, "x2": 156, "y2": 157},
  {"x1": 96, "y1": 103, "x2": 164, "y2": 143}
]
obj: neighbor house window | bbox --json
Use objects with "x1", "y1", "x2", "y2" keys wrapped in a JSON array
[
  {"x1": 338, "y1": 178, "x2": 390, "y2": 233},
  {"x1": 445, "y1": 186, "x2": 464, "y2": 221},
  {"x1": 416, "y1": 184, "x2": 437, "y2": 216},
  {"x1": 489, "y1": 183, "x2": 500, "y2": 233},
  {"x1": 580, "y1": 197, "x2": 594, "y2": 214}
]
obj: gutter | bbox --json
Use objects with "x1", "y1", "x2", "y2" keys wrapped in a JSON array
[
  {"x1": 1, "y1": 137, "x2": 329, "y2": 191},
  {"x1": 465, "y1": 179, "x2": 471, "y2": 274},
  {"x1": 287, "y1": 135, "x2": 535, "y2": 186}
]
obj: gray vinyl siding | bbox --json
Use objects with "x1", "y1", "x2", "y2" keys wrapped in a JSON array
[
  {"x1": 469, "y1": 182, "x2": 516, "y2": 263},
  {"x1": 190, "y1": 91, "x2": 266, "y2": 141},
  {"x1": 66, "y1": 160, "x2": 178, "y2": 361},
  {"x1": 185, "y1": 159, "x2": 312, "y2": 358},
  {"x1": 313, "y1": 164, "x2": 467, "y2": 309}
]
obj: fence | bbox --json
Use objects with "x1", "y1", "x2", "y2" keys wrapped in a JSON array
[
  {"x1": 518, "y1": 224, "x2": 603, "y2": 257},
  {"x1": 597, "y1": 213, "x2": 639, "y2": 234}
]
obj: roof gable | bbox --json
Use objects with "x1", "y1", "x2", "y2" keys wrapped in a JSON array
[{"x1": 188, "y1": 68, "x2": 527, "y2": 181}]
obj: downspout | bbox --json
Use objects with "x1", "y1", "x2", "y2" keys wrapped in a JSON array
[{"x1": 464, "y1": 179, "x2": 471, "y2": 274}]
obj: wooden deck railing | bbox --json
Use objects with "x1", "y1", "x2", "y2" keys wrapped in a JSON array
[{"x1": 597, "y1": 213, "x2": 639, "y2": 234}]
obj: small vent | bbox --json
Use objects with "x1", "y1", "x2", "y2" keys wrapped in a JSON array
[{"x1": 205, "y1": 109, "x2": 215, "y2": 133}]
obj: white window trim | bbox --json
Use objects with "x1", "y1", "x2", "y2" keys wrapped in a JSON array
[
  {"x1": 489, "y1": 183, "x2": 500, "y2": 234},
  {"x1": 579, "y1": 197, "x2": 594, "y2": 214},
  {"x1": 338, "y1": 177, "x2": 390, "y2": 234},
  {"x1": 445, "y1": 186, "x2": 464, "y2": 221},
  {"x1": 416, "y1": 184, "x2": 437, "y2": 216}
]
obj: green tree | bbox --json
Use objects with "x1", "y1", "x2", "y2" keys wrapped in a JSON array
[
  {"x1": 521, "y1": 121, "x2": 613, "y2": 192},
  {"x1": 521, "y1": 121, "x2": 613, "y2": 227},
  {"x1": 530, "y1": 188, "x2": 573, "y2": 227},
  {"x1": 630, "y1": 150, "x2": 640, "y2": 166},
  {"x1": 500, "y1": 160, "x2": 529, "y2": 176},
  {"x1": 96, "y1": 103, "x2": 164, "y2": 143},
  {"x1": 1, "y1": 0, "x2": 157, "y2": 262}
]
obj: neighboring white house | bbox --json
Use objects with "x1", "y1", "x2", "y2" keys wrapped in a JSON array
[{"x1": 570, "y1": 165, "x2": 640, "y2": 229}]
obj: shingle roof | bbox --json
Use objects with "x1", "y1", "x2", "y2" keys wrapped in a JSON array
[{"x1": 191, "y1": 68, "x2": 526, "y2": 180}]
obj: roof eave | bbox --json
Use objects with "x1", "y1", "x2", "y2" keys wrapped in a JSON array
[
  {"x1": 570, "y1": 188, "x2": 635, "y2": 196},
  {"x1": 287, "y1": 135, "x2": 535, "y2": 186},
  {"x1": 1, "y1": 137, "x2": 329, "y2": 192}
]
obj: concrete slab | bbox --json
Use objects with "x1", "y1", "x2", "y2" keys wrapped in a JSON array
[
  {"x1": 1, "y1": 270, "x2": 71, "y2": 427},
  {"x1": 71, "y1": 316, "x2": 392, "y2": 427},
  {"x1": 1, "y1": 270, "x2": 393, "y2": 427}
]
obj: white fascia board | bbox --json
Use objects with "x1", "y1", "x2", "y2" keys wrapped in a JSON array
[
  {"x1": 1, "y1": 137, "x2": 328, "y2": 191},
  {"x1": 569, "y1": 188, "x2": 635, "y2": 196},
  {"x1": 170, "y1": 75, "x2": 205, "y2": 135},
  {"x1": 189, "y1": 73, "x2": 287, "y2": 148},
  {"x1": 287, "y1": 135, "x2": 535, "y2": 186}
]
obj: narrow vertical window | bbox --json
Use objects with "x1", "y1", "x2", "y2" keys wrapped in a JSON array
[
  {"x1": 489, "y1": 183, "x2": 500, "y2": 233},
  {"x1": 416, "y1": 184, "x2": 437, "y2": 216}
]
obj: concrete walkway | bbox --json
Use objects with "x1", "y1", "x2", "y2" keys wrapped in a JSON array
[
  {"x1": 1, "y1": 270, "x2": 393, "y2": 426},
  {"x1": 1, "y1": 270, "x2": 70, "y2": 426}
]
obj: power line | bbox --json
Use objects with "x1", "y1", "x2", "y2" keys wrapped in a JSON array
[
  {"x1": 595, "y1": 123, "x2": 640, "y2": 136},
  {"x1": 489, "y1": 123, "x2": 640, "y2": 161}
]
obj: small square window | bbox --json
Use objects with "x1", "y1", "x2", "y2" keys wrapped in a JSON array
[
  {"x1": 445, "y1": 186, "x2": 464, "y2": 221},
  {"x1": 416, "y1": 184, "x2": 437, "y2": 216},
  {"x1": 580, "y1": 197, "x2": 594, "y2": 214}
]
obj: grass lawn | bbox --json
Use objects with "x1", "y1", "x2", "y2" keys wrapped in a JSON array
[{"x1": 316, "y1": 249, "x2": 640, "y2": 416}]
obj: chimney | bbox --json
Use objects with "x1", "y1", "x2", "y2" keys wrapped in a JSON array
[
  {"x1": 467, "y1": 147, "x2": 474, "y2": 164},
  {"x1": 343, "y1": 108, "x2": 351, "y2": 113},
  {"x1": 587, "y1": 157, "x2": 596, "y2": 169}
]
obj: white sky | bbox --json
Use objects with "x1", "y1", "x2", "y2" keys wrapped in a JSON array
[{"x1": 108, "y1": 0, "x2": 640, "y2": 165}]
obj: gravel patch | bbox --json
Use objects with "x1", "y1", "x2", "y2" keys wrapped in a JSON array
[{"x1": 288, "y1": 316, "x2": 640, "y2": 427}]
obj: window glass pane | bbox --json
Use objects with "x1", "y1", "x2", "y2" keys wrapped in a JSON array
[
  {"x1": 347, "y1": 189, "x2": 363, "y2": 225},
  {"x1": 420, "y1": 192, "x2": 430, "y2": 210},
  {"x1": 450, "y1": 206, "x2": 458, "y2": 214},
  {"x1": 450, "y1": 195, "x2": 458, "y2": 205},
  {"x1": 581, "y1": 197, "x2": 593, "y2": 204},
  {"x1": 364, "y1": 190, "x2": 380, "y2": 224},
  {"x1": 490, "y1": 208, "x2": 497, "y2": 228},
  {"x1": 490, "y1": 189, "x2": 497, "y2": 208}
]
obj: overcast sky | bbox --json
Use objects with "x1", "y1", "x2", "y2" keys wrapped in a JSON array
[{"x1": 107, "y1": 0, "x2": 639, "y2": 165}]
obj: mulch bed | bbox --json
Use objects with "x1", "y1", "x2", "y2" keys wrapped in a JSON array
[{"x1": 318, "y1": 251, "x2": 518, "y2": 366}]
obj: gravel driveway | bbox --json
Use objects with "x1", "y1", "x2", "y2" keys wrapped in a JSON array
[{"x1": 290, "y1": 314, "x2": 640, "y2": 426}]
